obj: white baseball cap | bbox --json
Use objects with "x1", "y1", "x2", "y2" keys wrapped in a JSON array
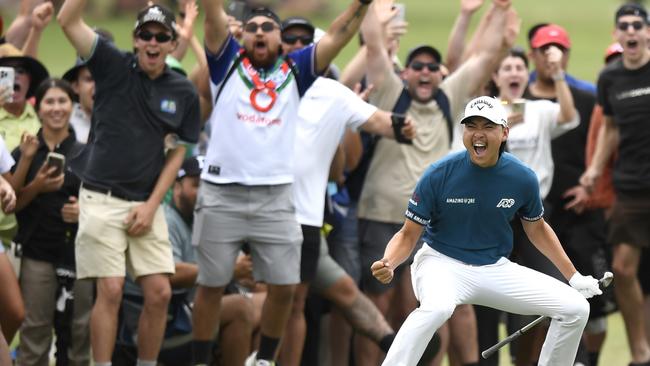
[{"x1": 460, "y1": 96, "x2": 508, "y2": 127}]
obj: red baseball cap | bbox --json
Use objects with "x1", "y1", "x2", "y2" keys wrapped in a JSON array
[
  {"x1": 604, "y1": 43, "x2": 624, "y2": 64},
  {"x1": 530, "y1": 24, "x2": 571, "y2": 49}
]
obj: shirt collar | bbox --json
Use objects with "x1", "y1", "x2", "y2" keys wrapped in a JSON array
[{"x1": 0, "y1": 103, "x2": 37, "y2": 121}]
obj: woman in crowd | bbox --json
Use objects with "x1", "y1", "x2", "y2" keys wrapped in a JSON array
[{"x1": 11, "y1": 78, "x2": 89, "y2": 366}]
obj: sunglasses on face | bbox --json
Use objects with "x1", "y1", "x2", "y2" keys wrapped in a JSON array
[
  {"x1": 410, "y1": 61, "x2": 440, "y2": 72},
  {"x1": 617, "y1": 20, "x2": 645, "y2": 31},
  {"x1": 281, "y1": 34, "x2": 314, "y2": 45},
  {"x1": 244, "y1": 21, "x2": 277, "y2": 33},
  {"x1": 137, "y1": 30, "x2": 173, "y2": 43}
]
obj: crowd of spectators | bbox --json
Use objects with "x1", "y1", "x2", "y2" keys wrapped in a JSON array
[{"x1": 0, "y1": 0, "x2": 647, "y2": 365}]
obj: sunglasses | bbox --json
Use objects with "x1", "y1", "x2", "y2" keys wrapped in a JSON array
[
  {"x1": 281, "y1": 34, "x2": 314, "y2": 45},
  {"x1": 617, "y1": 20, "x2": 645, "y2": 31},
  {"x1": 137, "y1": 30, "x2": 173, "y2": 43},
  {"x1": 410, "y1": 61, "x2": 440, "y2": 72},
  {"x1": 244, "y1": 21, "x2": 277, "y2": 33}
]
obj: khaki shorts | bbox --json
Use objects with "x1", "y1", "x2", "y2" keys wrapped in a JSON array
[{"x1": 75, "y1": 187, "x2": 174, "y2": 279}]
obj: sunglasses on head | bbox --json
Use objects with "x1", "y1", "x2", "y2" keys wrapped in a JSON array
[
  {"x1": 281, "y1": 34, "x2": 314, "y2": 45},
  {"x1": 617, "y1": 20, "x2": 645, "y2": 31},
  {"x1": 244, "y1": 21, "x2": 277, "y2": 33},
  {"x1": 410, "y1": 61, "x2": 440, "y2": 72},
  {"x1": 137, "y1": 30, "x2": 173, "y2": 43}
]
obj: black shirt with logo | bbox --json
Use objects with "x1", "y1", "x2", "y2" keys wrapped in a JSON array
[
  {"x1": 598, "y1": 58, "x2": 650, "y2": 193},
  {"x1": 70, "y1": 36, "x2": 201, "y2": 201},
  {"x1": 11, "y1": 130, "x2": 83, "y2": 265}
]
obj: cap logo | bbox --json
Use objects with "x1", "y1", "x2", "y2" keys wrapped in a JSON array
[
  {"x1": 470, "y1": 99, "x2": 494, "y2": 110},
  {"x1": 143, "y1": 7, "x2": 166, "y2": 24},
  {"x1": 549, "y1": 30, "x2": 559, "y2": 36}
]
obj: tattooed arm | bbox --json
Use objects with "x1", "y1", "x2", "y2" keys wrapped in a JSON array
[{"x1": 315, "y1": 0, "x2": 371, "y2": 73}]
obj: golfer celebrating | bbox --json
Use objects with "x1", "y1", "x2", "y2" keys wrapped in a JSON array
[{"x1": 371, "y1": 96, "x2": 601, "y2": 366}]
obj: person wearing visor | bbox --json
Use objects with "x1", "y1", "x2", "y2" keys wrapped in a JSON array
[
  {"x1": 57, "y1": 1, "x2": 201, "y2": 366},
  {"x1": 372, "y1": 96, "x2": 600, "y2": 366}
]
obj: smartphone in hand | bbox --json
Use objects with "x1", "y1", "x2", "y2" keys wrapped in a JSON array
[
  {"x1": 45, "y1": 152, "x2": 65, "y2": 176},
  {"x1": 0, "y1": 67, "x2": 15, "y2": 103},
  {"x1": 391, "y1": 114, "x2": 412, "y2": 144},
  {"x1": 392, "y1": 3, "x2": 406, "y2": 23}
]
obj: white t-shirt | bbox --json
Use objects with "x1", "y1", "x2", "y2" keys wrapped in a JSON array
[
  {"x1": 0, "y1": 135, "x2": 14, "y2": 174},
  {"x1": 69, "y1": 103, "x2": 91, "y2": 144},
  {"x1": 293, "y1": 77, "x2": 377, "y2": 227},
  {"x1": 203, "y1": 35, "x2": 318, "y2": 185},
  {"x1": 505, "y1": 99, "x2": 579, "y2": 198}
]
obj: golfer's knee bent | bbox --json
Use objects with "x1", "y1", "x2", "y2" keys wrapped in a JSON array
[
  {"x1": 560, "y1": 295, "x2": 590, "y2": 327},
  {"x1": 418, "y1": 300, "x2": 455, "y2": 326}
]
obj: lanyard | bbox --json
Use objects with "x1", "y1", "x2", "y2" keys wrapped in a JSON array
[{"x1": 241, "y1": 56, "x2": 278, "y2": 113}]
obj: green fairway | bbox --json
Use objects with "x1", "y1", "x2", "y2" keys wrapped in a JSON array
[{"x1": 32, "y1": 0, "x2": 620, "y2": 83}]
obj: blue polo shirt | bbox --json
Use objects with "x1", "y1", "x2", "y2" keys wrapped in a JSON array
[{"x1": 406, "y1": 151, "x2": 544, "y2": 265}]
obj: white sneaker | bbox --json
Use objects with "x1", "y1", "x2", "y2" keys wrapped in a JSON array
[
  {"x1": 244, "y1": 351, "x2": 257, "y2": 366},
  {"x1": 255, "y1": 361, "x2": 276, "y2": 366},
  {"x1": 243, "y1": 352, "x2": 276, "y2": 366}
]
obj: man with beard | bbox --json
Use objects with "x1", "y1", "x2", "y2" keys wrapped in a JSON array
[
  {"x1": 193, "y1": 1, "x2": 371, "y2": 365},
  {"x1": 581, "y1": 3, "x2": 650, "y2": 366},
  {"x1": 57, "y1": 2, "x2": 201, "y2": 366}
]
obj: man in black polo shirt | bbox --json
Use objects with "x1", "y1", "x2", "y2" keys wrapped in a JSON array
[
  {"x1": 581, "y1": 3, "x2": 650, "y2": 366},
  {"x1": 57, "y1": 1, "x2": 201, "y2": 365}
]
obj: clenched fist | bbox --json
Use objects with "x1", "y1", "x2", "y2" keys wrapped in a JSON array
[{"x1": 371, "y1": 259, "x2": 394, "y2": 284}]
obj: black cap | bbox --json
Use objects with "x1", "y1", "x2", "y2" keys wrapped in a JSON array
[
  {"x1": 62, "y1": 57, "x2": 86, "y2": 82},
  {"x1": 244, "y1": 7, "x2": 281, "y2": 26},
  {"x1": 177, "y1": 156, "x2": 204, "y2": 180},
  {"x1": 134, "y1": 4, "x2": 177, "y2": 37},
  {"x1": 616, "y1": 3, "x2": 649, "y2": 23},
  {"x1": 281, "y1": 17, "x2": 315, "y2": 36},
  {"x1": 405, "y1": 45, "x2": 442, "y2": 66}
]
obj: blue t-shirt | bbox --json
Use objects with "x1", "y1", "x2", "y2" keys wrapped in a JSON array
[{"x1": 406, "y1": 151, "x2": 544, "y2": 265}]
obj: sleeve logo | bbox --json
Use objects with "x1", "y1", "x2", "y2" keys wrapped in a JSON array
[{"x1": 496, "y1": 198, "x2": 515, "y2": 208}]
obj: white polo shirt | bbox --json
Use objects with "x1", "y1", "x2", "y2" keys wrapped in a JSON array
[
  {"x1": 203, "y1": 35, "x2": 318, "y2": 185},
  {"x1": 293, "y1": 77, "x2": 377, "y2": 227}
]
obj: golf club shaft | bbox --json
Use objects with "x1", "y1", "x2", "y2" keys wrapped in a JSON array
[{"x1": 481, "y1": 272, "x2": 613, "y2": 359}]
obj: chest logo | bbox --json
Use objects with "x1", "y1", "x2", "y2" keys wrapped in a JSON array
[
  {"x1": 496, "y1": 198, "x2": 515, "y2": 208},
  {"x1": 160, "y1": 99, "x2": 177, "y2": 114}
]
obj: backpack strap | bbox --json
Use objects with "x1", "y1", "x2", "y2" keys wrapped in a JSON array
[
  {"x1": 213, "y1": 50, "x2": 244, "y2": 105},
  {"x1": 393, "y1": 86, "x2": 453, "y2": 146},
  {"x1": 433, "y1": 89, "x2": 453, "y2": 145}
]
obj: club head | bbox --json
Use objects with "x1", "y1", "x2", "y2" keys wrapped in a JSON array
[{"x1": 600, "y1": 271, "x2": 614, "y2": 288}]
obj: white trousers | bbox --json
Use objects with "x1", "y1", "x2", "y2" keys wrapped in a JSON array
[{"x1": 383, "y1": 245, "x2": 589, "y2": 366}]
